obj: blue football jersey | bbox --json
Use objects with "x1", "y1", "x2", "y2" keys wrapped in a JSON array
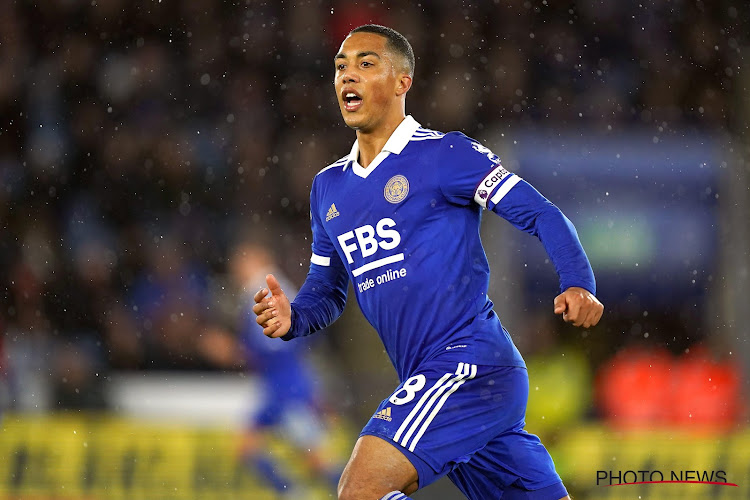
[{"x1": 286, "y1": 116, "x2": 595, "y2": 380}]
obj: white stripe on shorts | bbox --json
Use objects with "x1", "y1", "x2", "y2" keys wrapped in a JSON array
[
  {"x1": 380, "y1": 492, "x2": 407, "y2": 500},
  {"x1": 407, "y1": 363, "x2": 477, "y2": 452},
  {"x1": 393, "y1": 372, "x2": 454, "y2": 444},
  {"x1": 393, "y1": 363, "x2": 477, "y2": 452}
]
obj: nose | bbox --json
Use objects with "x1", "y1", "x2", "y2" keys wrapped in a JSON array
[{"x1": 340, "y1": 68, "x2": 359, "y2": 84}]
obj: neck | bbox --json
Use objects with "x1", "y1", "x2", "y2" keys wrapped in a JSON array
[{"x1": 356, "y1": 113, "x2": 406, "y2": 168}]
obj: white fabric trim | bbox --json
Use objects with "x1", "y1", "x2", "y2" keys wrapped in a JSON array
[
  {"x1": 407, "y1": 364, "x2": 477, "y2": 452},
  {"x1": 347, "y1": 116, "x2": 421, "y2": 179},
  {"x1": 380, "y1": 492, "x2": 407, "y2": 500},
  {"x1": 489, "y1": 175, "x2": 522, "y2": 206},
  {"x1": 351, "y1": 150, "x2": 391, "y2": 179},
  {"x1": 393, "y1": 373, "x2": 453, "y2": 444},
  {"x1": 383, "y1": 115, "x2": 421, "y2": 154},
  {"x1": 409, "y1": 135, "x2": 443, "y2": 142},
  {"x1": 316, "y1": 158, "x2": 347, "y2": 177},
  {"x1": 393, "y1": 363, "x2": 477, "y2": 453},
  {"x1": 310, "y1": 253, "x2": 330, "y2": 266}
]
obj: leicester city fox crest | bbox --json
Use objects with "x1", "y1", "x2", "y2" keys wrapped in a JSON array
[{"x1": 384, "y1": 175, "x2": 409, "y2": 204}]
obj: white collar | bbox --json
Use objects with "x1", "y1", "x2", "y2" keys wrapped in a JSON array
[{"x1": 345, "y1": 115, "x2": 420, "y2": 178}]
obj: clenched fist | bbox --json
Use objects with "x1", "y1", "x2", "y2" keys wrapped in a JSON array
[{"x1": 553, "y1": 287, "x2": 603, "y2": 328}]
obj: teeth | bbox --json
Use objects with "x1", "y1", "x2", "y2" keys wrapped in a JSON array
[{"x1": 346, "y1": 93, "x2": 357, "y2": 98}]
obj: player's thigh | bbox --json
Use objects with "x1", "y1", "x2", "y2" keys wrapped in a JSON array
[
  {"x1": 448, "y1": 398, "x2": 568, "y2": 500},
  {"x1": 448, "y1": 435, "x2": 568, "y2": 500},
  {"x1": 338, "y1": 435, "x2": 419, "y2": 499},
  {"x1": 360, "y1": 361, "x2": 532, "y2": 493}
]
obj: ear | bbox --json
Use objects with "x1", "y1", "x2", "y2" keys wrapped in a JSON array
[{"x1": 395, "y1": 73, "x2": 412, "y2": 97}]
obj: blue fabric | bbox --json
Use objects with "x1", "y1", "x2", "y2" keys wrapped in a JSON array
[
  {"x1": 360, "y1": 359, "x2": 564, "y2": 499},
  {"x1": 286, "y1": 258, "x2": 349, "y2": 339},
  {"x1": 247, "y1": 455, "x2": 291, "y2": 492},
  {"x1": 491, "y1": 180, "x2": 595, "y2": 295},
  {"x1": 285, "y1": 120, "x2": 595, "y2": 381},
  {"x1": 380, "y1": 492, "x2": 411, "y2": 500},
  {"x1": 240, "y1": 275, "x2": 320, "y2": 427}
]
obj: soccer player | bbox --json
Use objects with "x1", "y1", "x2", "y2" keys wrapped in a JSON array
[
  {"x1": 229, "y1": 241, "x2": 342, "y2": 496},
  {"x1": 253, "y1": 24, "x2": 603, "y2": 500}
]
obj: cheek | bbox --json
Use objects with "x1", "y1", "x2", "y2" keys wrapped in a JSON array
[{"x1": 369, "y1": 82, "x2": 391, "y2": 104}]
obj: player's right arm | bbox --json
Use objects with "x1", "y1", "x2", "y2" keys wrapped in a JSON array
[
  {"x1": 253, "y1": 174, "x2": 349, "y2": 340},
  {"x1": 253, "y1": 274, "x2": 292, "y2": 337}
]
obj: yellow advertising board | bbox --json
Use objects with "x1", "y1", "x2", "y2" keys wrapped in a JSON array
[
  {"x1": 0, "y1": 414, "x2": 747, "y2": 499},
  {"x1": 0, "y1": 413, "x2": 340, "y2": 500}
]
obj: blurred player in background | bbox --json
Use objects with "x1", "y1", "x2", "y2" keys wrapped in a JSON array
[
  {"x1": 0, "y1": 326, "x2": 7, "y2": 422},
  {"x1": 229, "y1": 241, "x2": 342, "y2": 497},
  {"x1": 254, "y1": 25, "x2": 603, "y2": 500}
]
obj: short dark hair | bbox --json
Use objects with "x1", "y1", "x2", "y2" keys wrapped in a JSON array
[{"x1": 350, "y1": 24, "x2": 415, "y2": 77}]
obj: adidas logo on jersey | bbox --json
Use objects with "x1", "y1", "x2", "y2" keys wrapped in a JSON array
[
  {"x1": 326, "y1": 203, "x2": 340, "y2": 221},
  {"x1": 374, "y1": 407, "x2": 392, "y2": 422}
]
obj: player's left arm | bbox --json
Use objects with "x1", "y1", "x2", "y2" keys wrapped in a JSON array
[
  {"x1": 436, "y1": 132, "x2": 603, "y2": 327},
  {"x1": 491, "y1": 180, "x2": 603, "y2": 327}
]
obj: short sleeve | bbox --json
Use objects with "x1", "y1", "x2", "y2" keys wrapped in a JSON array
[{"x1": 437, "y1": 132, "x2": 521, "y2": 209}]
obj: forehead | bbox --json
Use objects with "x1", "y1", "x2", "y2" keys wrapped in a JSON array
[{"x1": 337, "y1": 32, "x2": 389, "y2": 57}]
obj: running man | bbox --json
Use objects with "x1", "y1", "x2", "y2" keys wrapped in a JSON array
[{"x1": 254, "y1": 24, "x2": 603, "y2": 500}]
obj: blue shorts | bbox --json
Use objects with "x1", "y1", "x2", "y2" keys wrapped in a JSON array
[
  {"x1": 360, "y1": 359, "x2": 567, "y2": 499},
  {"x1": 250, "y1": 378, "x2": 324, "y2": 449}
]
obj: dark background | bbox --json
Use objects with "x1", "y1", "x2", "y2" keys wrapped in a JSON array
[{"x1": 0, "y1": 1, "x2": 748, "y2": 498}]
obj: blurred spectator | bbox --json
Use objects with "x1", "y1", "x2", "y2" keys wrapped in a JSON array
[
  {"x1": 228, "y1": 240, "x2": 342, "y2": 496},
  {"x1": 0, "y1": 321, "x2": 10, "y2": 419},
  {"x1": 0, "y1": 1, "x2": 744, "y2": 410},
  {"x1": 125, "y1": 230, "x2": 221, "y2": 370}
]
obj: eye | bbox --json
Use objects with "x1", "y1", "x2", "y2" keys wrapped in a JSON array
[
  {"x1": 361, "y1": 61, "x2": 372, "y2": 67},
  {"x1": 336, "y1": 63, "x2": 346, "y2": 71}
]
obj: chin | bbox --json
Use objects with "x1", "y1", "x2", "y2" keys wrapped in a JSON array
[{"x1": 342, "y1": 114, "x2": 365, "y2": 130}]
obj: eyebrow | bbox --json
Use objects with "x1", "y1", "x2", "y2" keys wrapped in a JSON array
[{"x1": 334, "y1": 50, "x2": 382, "y2": 62}]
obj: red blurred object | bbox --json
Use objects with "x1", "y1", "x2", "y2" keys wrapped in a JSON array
[
  {"x1": 670, "y1": 346, "x2": 742, "y2": 431},
  {"x1": 595, "y1": 344, "x2": 743, "y2": 432},
  {"x1": 596, "y1": 346, "x2": 673, "y2": 429},
  {"x1": 327, "y1": 2, "x2": 390, "y2": 47}
]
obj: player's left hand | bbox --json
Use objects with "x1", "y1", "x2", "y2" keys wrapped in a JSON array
[{"x1": 553, "y1": 287, "x2": 603, "y2": 328}]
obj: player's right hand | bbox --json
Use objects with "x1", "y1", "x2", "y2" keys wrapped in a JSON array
[{"x1": 252, "y1": 274, "x2": 292, "y2": 338}]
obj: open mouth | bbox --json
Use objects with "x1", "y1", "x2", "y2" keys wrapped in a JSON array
[{"x1": 343, "y1": 91, "x2": 363, "y2": 111}]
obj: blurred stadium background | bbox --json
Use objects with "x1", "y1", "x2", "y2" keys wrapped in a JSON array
[{"x1": 1, "y1": 1, "x2": 749, "y2": 499}]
